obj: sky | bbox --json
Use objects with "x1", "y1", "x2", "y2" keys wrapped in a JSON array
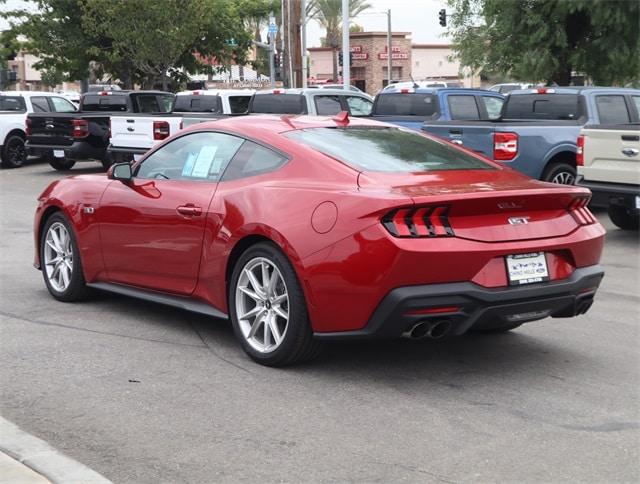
[
  {"x1": 305, "y1": 0, "x2": 452, "y2": 47},
  {"x1": 1, "y1": 0, "x2": 452, "y2": 46}
]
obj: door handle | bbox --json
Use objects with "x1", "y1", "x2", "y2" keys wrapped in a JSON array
[
  {"x1": 177, "y1": 204, "x2": 202, "y2": 216},
  {"x1": 621, "y1": 148, "x2": 639, "y2": 157}
]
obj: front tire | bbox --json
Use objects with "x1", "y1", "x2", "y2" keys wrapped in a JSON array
[
  {"x1": 229, "y1": 242, "x2": 323, "y2": 367},
  {"x1": 40, "y1": 212, "x2": 90, "y2": 301},
  {"x1": 1, "y1": 134, "x2": 26, "y2": 168}
]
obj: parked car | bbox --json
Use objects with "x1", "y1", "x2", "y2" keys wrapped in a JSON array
[
  {"x1": 308, "y1": 83, "x2": 369, "y2": 95},
  {"x1": 371, "y1": 87, "x2": 505, "y2": 130},
  {"x1": 34, "y1": 114, "x2": 605, "y2": 366},
  {"x1": 576, "y1": 123, "x2": 640, "y2": 230},
  {"x1": 247, "y1": 88, "x2": 373, "y2": 116},
  {"x1": 422, "y1": 86, "x2": 640, "y2": 184},
  {"x1": 1, "y1": 90, "x2": 77, "y2": 168},
  {"x1": 488, "y1": 83, "x2": 536, "y2": 94},
  {"x1": 57, "y1": 89, "x2": 81, "y2": 104}
]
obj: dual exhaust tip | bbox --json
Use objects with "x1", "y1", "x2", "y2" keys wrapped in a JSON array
[{"x1": 402, "y1": 319, "x2": 452, "y2": 340}]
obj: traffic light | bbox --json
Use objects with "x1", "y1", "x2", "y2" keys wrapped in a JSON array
[
  {"x1": 273, "y1": 53, "x2": 281, "y2": 67},
  {"x1": 349, "y1": 52, "x2": 354, "y2": 64},
  {"x1": 438, "y1": 9, "x2": 447, "y2": 27},
  {"x1": 338, "y1": 51, "x2": 343, "y2": 67}
]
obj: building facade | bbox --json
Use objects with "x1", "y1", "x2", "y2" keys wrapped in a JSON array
[{"x1": 308, "y1": 31, "x2": 479, "y2": 96}]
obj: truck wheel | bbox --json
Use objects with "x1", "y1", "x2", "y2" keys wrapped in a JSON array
[
  {"x1": 542, "y1": 163, "x2": 576, "y2": 185},
  {"x1": 47, "y1": 155, "x2": 76, "y2": 171},
  {"x1": 0, "y1": 134, "x2": 27, "y2": 168},
  {"x1": 608, "y1": 205, "x2": 639, "y2": 230},
  {"x1": 101, "y1": 152, "x2": 115, "y2": 170}
]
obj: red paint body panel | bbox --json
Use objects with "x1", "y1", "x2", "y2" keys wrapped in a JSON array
[{"x1": 34, "y1": 114, "x2": 606, "y2": 337}]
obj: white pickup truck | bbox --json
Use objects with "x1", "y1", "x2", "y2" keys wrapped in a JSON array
[
  {"x1": 0, "y1": 91, "x2": 77, "y2": 167},
  {"x1": 107, "y1": 89, "x2": 254, "y2": 162},
  {"x1": 576, "y1": 123, "x2": 640, "y2": 230}
]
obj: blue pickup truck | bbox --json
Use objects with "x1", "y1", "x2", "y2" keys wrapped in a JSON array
[
  {"x1": 421, "y1": 86, "x2": 640, "y2": 184},
  {"x1": 370, "y1": 86, "x2": 505, "y2": 130}
]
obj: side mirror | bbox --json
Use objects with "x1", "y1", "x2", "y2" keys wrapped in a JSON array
[{"x1": 108, "y1": 162, "x2": 132, "y2": 183}]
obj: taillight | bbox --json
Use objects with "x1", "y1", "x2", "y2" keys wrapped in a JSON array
[
  {"x1": 25, "y1": 118, "x2": 31, "y2": 136},
  {"x1": 568, "y1": 195, "x2": 597, "y2": 225},
  {"x1": 72, "y1": 119, "x2": 89, "y2": 138},
  {"x1": 153, "y1": 121, "x2": 170, "y2": 140},
  {"x1": 494, "y1": 132, "x2": 518, "y2": 161},
  {"x1": 382, "y1": 205, "x2": 454, "y2": 238},
  {"x1": 576, "y1": 134, "x2": 584, "y2": 166}
]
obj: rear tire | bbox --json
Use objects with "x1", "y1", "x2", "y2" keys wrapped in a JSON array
[
  {"x1": 47, "y1": 154, "x2": 76, "y2": 171},
  {"x1": 228, "y1": 242, "x2": 323, "y2": 367},
  {"x1": 608, "y1": 204, "x2": 639, "y2": 230},
  {"x1": 542, "y1": 162, "x2": 576, "y2": 185},
  {"x1": 1, "y1": 133, "x2": 26, "y2": 168},
  {"x1": 40, "y1": 212, "x2": 90, "y2": 302}
]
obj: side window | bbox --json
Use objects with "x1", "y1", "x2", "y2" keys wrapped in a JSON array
[
  {"x1": 482, "y1": 96, "x2": 504, "y2": 119},
  {"x1": 51, "y1": 96, "x2": 77, "y2": 112},
  {"x1": 314, "y1": 95, "x2": 343, "y2": 115},
  {"x1": 633, "y1": 95, "x2": 640, "y2": 118},
  {"x1": 595, "y1": 95, "x2": 631, "y2": 124},
  {"x1": 30, "y1": 97, "x2": 51, "y2": 112},
  {"x1": 448, "y1": 95, "x2": 481, "y2": 120},
  {"x1": 222, "y1": 141, "x2": 288, "y2": 181},
  {"x1": 135, "y1": 132, "x2": 244, "y2": 182},
  {"x1": 345, "y1": 96, "x2": 373, "y2": 116}
]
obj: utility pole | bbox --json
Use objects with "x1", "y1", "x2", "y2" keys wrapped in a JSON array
[{"x1": 342, "y1": 0, "x2": 350, "y2": 89}]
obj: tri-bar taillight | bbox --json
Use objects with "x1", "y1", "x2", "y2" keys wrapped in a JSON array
[
  {"x1": 153, "y1": 121, "x2": 171, "y2": 140},
  {"x1": 382, "y1": 206, "x2": 454, "y2": 238},
  {"x1": 568, "y1": 195, "x2": 597, "y2": 225}
]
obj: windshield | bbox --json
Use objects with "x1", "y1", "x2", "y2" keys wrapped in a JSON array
[{"x1": 284, "y1": 127, "x2": 495, "y2": 173}]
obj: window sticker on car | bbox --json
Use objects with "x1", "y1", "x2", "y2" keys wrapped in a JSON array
[
  {"x1": 184, "y1": 146, "x2": 217, "y2": 178},
  {"x1": 506, "y1": 252, "x2": 550, "y2": 285}
]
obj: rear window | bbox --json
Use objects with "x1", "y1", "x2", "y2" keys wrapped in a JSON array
[
  {"x1": 250, "y1": 94, "x2": 307, "y2": 114},
  {"x1": 174, "y1": 95, "x2": 222, "y2": 113},
  {"x1": 81, "y1": 94, "x2": 128, "y2": 112},
  {"x1": 374, "y1": 93, "x2": 438, "y2": 117},
  {"x1": 228, "y1": 95, "x2": 252, "y2": 114},
  {"x1": 284, "y1": 127, "x2": 494, "y2": 173},
  {"x1": 0, "y1": 96, "x2": 26, "y2": 111},
  {"x1": 503, "y1": 94, "x2": 581, "y2": 120},
  {"x1": 594, "y1": 95, "x2": 633, "y2": 124}
]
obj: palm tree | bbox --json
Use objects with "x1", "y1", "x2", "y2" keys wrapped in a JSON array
[{"x1": 308, "y1": 0, "x2": 372, "y2": 81}]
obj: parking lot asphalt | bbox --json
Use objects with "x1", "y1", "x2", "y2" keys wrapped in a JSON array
[{"x1": 0, "y1": 417, "x2": 111, "y2": 484}]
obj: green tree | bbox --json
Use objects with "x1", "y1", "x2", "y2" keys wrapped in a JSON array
[
  {"x1": 308, "y1": 0, "x2": 372, "y2": 80},
  {"x1": 1, "y1": 0, "x2": 273, "y2": 90},
  {"x1": 445, "y1": 0, "x2": 640, "y2": 86}
]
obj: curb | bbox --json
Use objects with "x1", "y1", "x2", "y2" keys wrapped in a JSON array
[{"x1": 0, "y1": 417, "x2": 112, "y2": 484}]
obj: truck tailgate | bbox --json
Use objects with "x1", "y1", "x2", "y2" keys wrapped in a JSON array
[{"x1": 579, "y1": 125, "x2": 640, "y2": 185}]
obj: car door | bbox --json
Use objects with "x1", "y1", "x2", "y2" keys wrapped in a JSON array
[{"x1": 97, "y1": 131, "x2": 244, "y2": 294}]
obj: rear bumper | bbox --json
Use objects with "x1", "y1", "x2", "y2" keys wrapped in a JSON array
[
  {"x1": 26, "y1": 141, "x2": 105, "y2": 161},
  {"x1": 575, "y1": 175, "x2": 640, "y2": 212},
  {"x1": 314, "y1": 264, "x2": 604, "y2": 340}
]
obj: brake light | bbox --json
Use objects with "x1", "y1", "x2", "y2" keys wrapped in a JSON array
[
  {"x1": 99, "y1": 91, "x2": 112, "y2": 96},
  {"x1": 25, "y1": 117, "x2": 31, "y2": 136},
  {"x1": 273, "y1": 89, "x2": 281, "y2": 94},
  {"x1": 568, "y1": 196, "x2": 597, "y2": 225},
  {"x1": 576, "y1": 134, "x2": 584, "y2": 166},
  {"x1": 153, "y1": 121, "x2": 170, "y2": 140},
  {"x1": 382, "y1": 205, "x2": 454, "y2": 238},
  {"x1": 494, "y1": 132, "x2": 518, "y2": 160},
  {"x1": 72, "y1": 119, "x2": 89, "y2": 138},
  {"x1": 400, "y1": 88, "x2": 411, "y2": 93},
  {"x1": 536, "y1": 88, "x2": 555, "y2": 94}
]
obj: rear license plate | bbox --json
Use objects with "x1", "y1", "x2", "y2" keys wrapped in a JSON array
[
  {"x1": 506, "y1": 252, "x2": 549, "y2": 286},
  {"x1": 53, "y1": 150, "x2": 65, "y2": 158}
]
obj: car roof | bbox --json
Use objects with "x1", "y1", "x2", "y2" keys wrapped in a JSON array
[{"x1": 176, "y1": 89, "x2": 255, "y2": 96}]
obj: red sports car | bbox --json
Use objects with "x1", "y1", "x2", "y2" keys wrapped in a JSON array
[{"x1": 34, "y1": 113, "x2": 605, "y2": 366}]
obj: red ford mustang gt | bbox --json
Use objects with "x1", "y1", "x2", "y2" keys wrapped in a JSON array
[{"x1": 34, "y1": 113, "x2": 605, "y2": 366}]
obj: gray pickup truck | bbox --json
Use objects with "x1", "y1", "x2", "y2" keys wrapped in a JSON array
[{"x1": 576, "y1": 123, "x2": 640, "y2": 230}]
